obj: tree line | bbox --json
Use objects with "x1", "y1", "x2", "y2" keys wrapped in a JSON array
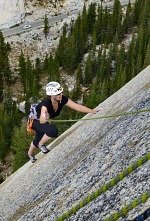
[{"x1": 0, "y1": 0, "x2": 149, "y2": 180}]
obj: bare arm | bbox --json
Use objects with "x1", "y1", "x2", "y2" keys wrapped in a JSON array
[
  {"x1": 65, "y1": 99, "x2": 98, "y2": 114},
  {"x1": 39, "y1": 106, "x2": 50, "y2": 124}
]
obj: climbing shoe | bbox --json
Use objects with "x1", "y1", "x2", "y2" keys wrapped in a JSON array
[
  {"x1": 38, "y1": 144, "x2": 50, "y2": 154},
  {"x1": 27, "y1": 153, "x2": 37, "y2": 163}
]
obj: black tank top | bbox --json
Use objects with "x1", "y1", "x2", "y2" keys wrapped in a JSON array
[{"x1": 36, "y1": 95, "x2": 68, "y2": 119}]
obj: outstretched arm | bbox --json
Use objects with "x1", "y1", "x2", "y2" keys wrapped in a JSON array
[{"x1": 65, "y1": 99, "x2": 98, "y2": 114}]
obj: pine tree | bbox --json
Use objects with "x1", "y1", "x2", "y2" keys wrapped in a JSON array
[
  {"x1": 64, "y1": 35, "x2": 77, "y2": 72},
  {"x1": 132, "y1": 0, "x2": 143, "y2": 26},
  {"x1": 56, "y1": 24, "x2": 67, "y2": 67},
  {"x1": 102, "y1": 7, "x2": 110, "y2": 43},
  {"x1": 99, "y1": 79, "x2": 109, "y2": 103},
  {"x1": 81, "y1": 4, "x2": 88, "y2": 44},
  {"x1": 84, "y1": 52, "x2": 93, "y2": 85},
  {"x1": 51, "y1": 55, "x2": 60, "y2": 81},
  {"x1": 123, "y1": 0, "x2": 132, "y2": 34},
  {"x1": 131, "y1": 60, "x2": 136, "y2": 79},
  {"x1": 72, "y1": 65, "x2": 83, "y2": 101},
  {"x1": 32, "y1": 57, "x2": 42, "y2": 101},
  {"x1": 71, "y1": 80, "x2": 82, "y2": 102},
  {"x1": 0, "y1": 31, "x2": 12, "y2": 101},
  {"x1": 143, "y1": 42, "x2": 150, "y2": 69},
  {"x1": 34, "y1": 57, "x2": 41, "y2": 83},
  {"x1": 137, "y1": 0, "x2": 150, "y2": 68},
  {"x1": 96, "y1": 48, "x2": 108, "y2": 81},
  {"x1": 43, "y1": 53, "x2": 49, "y2": 72},
  {"x1": 47, "y1": 53, "x2": 53, "y2": 80},
  {"x1": 3, "y1": 89, "x2": 14, "y2": 115},
  {"x1": 0, "y1": 89, "x2": 23, "y2": 161},
  {"x1": 0, "y1": 74, "x2": 3, "y2": 101},
  {"x1": 11, "y1": 125, "x2": 34, "y2": 172},
  {"x1": 26, "y1": 57, "x2": 33, "y2": 99},
  {"x1": 111, "y1": 0, "x2": 122, "y2": 38},
  {"x1": 87, "y1": 78, "x2": 105, "y2": 108},
  {"x1": 70, "y1": 14, "x2": 86, "y2": 67},
  {"x1": 87, "y1": 3, "x2": 96, "y2": 34},
  {"x1": 0, "y1": 126, "x2": 5, "y2": 160},
  {"x1": 95, "y1": 4, "x2": 103, "y2": 44},
  {"x1": 116, "y1": 42, "x2": 126, "y2": 78},
  {"x1": 43, "y1": 14, "x2": 50, "y2": 39},
  {"x1": 18, "y1": 51, "x2": 27, "y2": 95},
  {"x1": 126, "y1": 32, "x2": 136, "y2": 81},
  {"x1": 1, "y1": 110, "x2": 12, "y2": 158},
  {"x1": 116, "y1": 64, "x2": 126, "y2": 89},
  {"x1": 76, "y1": 64, "x2": 83, "y2": 85},
  {"x1": 105, "y1": 15, "x2": 112, "y2": 44}
]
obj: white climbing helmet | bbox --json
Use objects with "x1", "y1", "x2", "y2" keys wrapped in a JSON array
[{"x1": 46, "y1": 81, "x2": 63, "y2": 95}]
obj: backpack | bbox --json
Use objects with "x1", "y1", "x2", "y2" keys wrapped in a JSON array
[{"x1": 27, "y1": 103, "x2": 38, "y2": 135}]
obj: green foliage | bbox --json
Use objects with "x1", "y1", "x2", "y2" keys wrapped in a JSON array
[
  {"x1": 112, "y1": 0, "x2": 123, "y2": 38},
  {"x1": 10, "y1": 125, "x2": 35, "y2": 172},
  {"x1": 95, "y1": 4, "x2": 103, "y2": 44},
  {"x1": 132, "y1": 0, "x2": 144, "y2": 26},
  {"x1": 43, "y1": 53, "x2": 60, "y2": 81},
  {"x1": 55, "y1": 24, "x2": 67, "y2": 67},
  {"x1": 0, "y1": 126, "x2": 5, "y2": 160},
  {"x1": 81, "y1": 4, "x2": 88, "y2": 44},
  {"x1": 63, "y1": 35, "x2": 77, "y2": 72},
  {"x1": 0, "y1": 31, "x2": 12, "y2": 101},
  {"x1": 18, "y1": 51, "x2": 42, "y2": 111},
  {"x1": 143, "y1": 42, "x2": 150, "y2": 69},
  {"x1": 87, "y1": 3, "x2": 96, "y2": 34},
  {"x1": 116, "y1": 65, "x2": 126, "y2": 89},
  {"x1": 18, "y1": 50, "x2": 26, "y2": 94},
  {"x1": 0, "y1": 175, "x2": 4, "y2": 184},
  {"x1": 84, "y1": 52, "x2": 94, "y2": 85},
  {"x1": 123, "y1": 1, "x2": 132, "y2": 33},
  {"x1": 43, "y1": 14, "x2": 50, "y2": 39},
  {"x1": 58, "y1": 0, "x2": 148, "y2": 76},
  {"x1": 32, "y1": 58, "x2": 42, "y2": 100},
  {"x1": 0, "y1": 98, "x2": 23, "y2": 161},
  {"x1": 76, "y1": 64, "x2": 83, "y2": 85}
]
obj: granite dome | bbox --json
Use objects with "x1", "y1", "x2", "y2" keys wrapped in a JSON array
[{"x1": 0, "y1": 65, "x2": 150, "y2": 221}]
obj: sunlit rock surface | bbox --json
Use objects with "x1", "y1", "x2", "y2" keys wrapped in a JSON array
[
  {"x1": 0, "y1": 0, "x2": 25, "y2": 28},
  {"x1": 0, "y1": 66, "x2": 150, "y2": 221}
]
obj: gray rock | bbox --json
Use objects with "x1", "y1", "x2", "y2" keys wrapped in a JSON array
[{"x1": 0, "y1": 66, "x2": 150, "y2": 221}]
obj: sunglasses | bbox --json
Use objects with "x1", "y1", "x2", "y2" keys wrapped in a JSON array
[{"x1": 57, "y1": 87, "x2": 63, "y2": 91}]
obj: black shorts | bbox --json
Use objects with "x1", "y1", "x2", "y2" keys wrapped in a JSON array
[{"x1": 32, "y1": 120, "x2": 58, "y2": 147}]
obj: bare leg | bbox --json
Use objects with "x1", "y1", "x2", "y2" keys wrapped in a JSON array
[
  {"x1": 28, "y1": 141, "x2": 36, "y2": 156},
  {"x1": 28, "y1": 134, "x2": 51, "y2": 155},
  {"x1": 39, "y1": 134, "x2": 52, "y2": 145}
]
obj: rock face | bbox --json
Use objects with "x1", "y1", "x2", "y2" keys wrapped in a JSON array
[
  {"x1": 0, "y1": 66, "x2": 150, "y2": 221},
  {"x1": 0, "y1": 0, "x2": 25, "y2": 28}
]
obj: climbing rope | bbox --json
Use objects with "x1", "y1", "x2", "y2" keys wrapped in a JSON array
[
  {"x1": 53, "y1": 152, "x2": 150, "y2": 221},
  {"x1": 50, "y1": 109, "x2": 150, "y2": 122},
  {"x1": 125, "y1": 207, "x2": 150, "y2": 221},
  {"x1": 105, "y1": 190, "x2": 150, "y2": 221}
]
